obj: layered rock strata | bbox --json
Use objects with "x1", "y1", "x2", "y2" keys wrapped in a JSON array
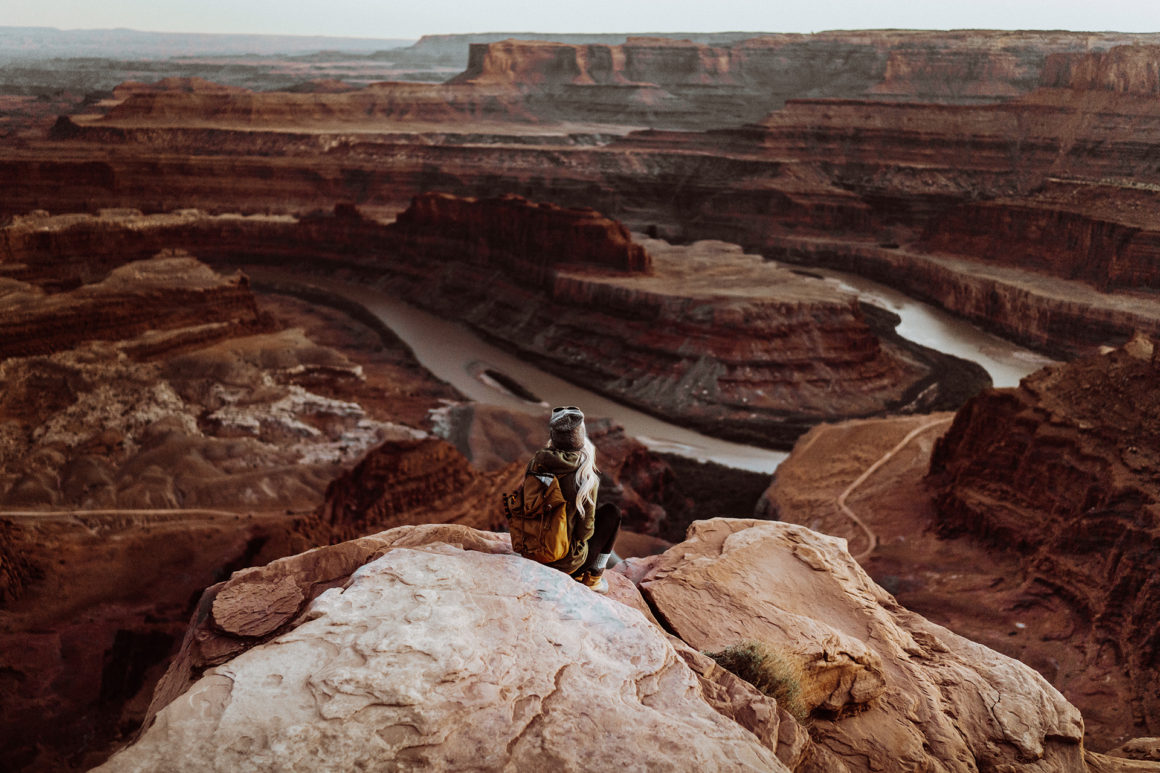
[
  {"x1": 1, "y1": 202, "x2": 984, "y2": 448},
  {"x1": 99, "y1": 81, "x2": 539, "y2": 128},
  {"x1": 0, "y1": 256, "x2": 263, "y2": 359},
  {"x1": 87, "y1": 32, "x2": 1160, "y2": 131},
  {"x1": 1041, "y1": 45, "x2": 1160, "y2": 95},
  {"x1": 389, "y1": 189, "x2": 651, "y2": 280},
  {"x1": 929, "y1": 338, "x2": 1160, "y2": 738},
  {"x1": 0, "y1": 262, "x2": 410, "y2": 510},
  {"x1": 94, "y1": 520, "x2": 1123, "y2": 772},
  {"x1": 13, "y1": 46, "x2": 1160, "y2": 359},
  {"x1": 758, "y1": 412, "x2": 1146, "y2": 748}
]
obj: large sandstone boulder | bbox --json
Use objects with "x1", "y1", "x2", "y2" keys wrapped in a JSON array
[
  {"x1": 631, "y1": 518, "x2": 1089, "y2": 772},
  {"x1": 95, "y1": 524, "x2": 797, "y2": 772},
  {"x1": 95, "y1": 520, "x2": 1140, "y2": 772}
]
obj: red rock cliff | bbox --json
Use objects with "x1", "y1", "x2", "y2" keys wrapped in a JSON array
[
  {"x1": 390, "y1": 192, "x2": 651, "y2": 285},
  {"x1": 1041, "y1": 45, "x2": 1160, "y2": 95},
  {"x1": 315, "y1": 437, "x2": 510, "y2": 543},
  {"x1": 0, "y1": 256, "x2": 263, "y2": 360},
  {"x1": 928, "y1": 339, "x2": 1160, "y2": 735}
]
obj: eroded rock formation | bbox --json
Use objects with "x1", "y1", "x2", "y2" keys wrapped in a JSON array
[
  {"x1": 314, "y1": 436, "x2": 512, "y2": 542},
  {"x1": 377, "y1": 200, "x2": 979, "y2": 446},
  {"x1": 1041, "y1": 45, "x2": 1160, "y2": 95},
  {"x1": 2, "y1": 201, "x2": 984, "y2": 448},
  {"x1": 91, "y1": 519, "x2": 1127, "y2": 772},
  {"x1": 928, "y1": 338, "x2": 1160, "y2": 739},
  {"x1": 630, "y1": 518, "x2": 1087, "y2": 770},
  {"x1": 0, "y1": 254, "x2": 411, "y2": 510},
  {"x1": 0, "y1": 256, "x2": 263, "y2": 359},
  {"x1": 84, "y1": 32, "x2": 1160, "y2": 131}
]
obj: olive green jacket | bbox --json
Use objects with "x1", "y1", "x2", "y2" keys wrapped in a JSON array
[{"x1": 527, "y1": 447, "x2": 597, "y2": 575}]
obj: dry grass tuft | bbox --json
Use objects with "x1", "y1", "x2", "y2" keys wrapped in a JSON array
[{"x1": 705, "y1": 641, "x2": 809, "y2": 723}]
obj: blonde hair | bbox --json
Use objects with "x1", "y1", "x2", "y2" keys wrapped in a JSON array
[{"x1": 572, "y1": 437, "x2": 599, "y2": 516}]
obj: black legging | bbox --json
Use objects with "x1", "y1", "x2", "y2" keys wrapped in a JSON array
[{"x1": 577, "y1": 503, "x2": 621, "y2": 575}]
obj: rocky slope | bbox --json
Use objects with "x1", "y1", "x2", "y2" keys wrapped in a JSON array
[
  {"x1": 0, "y1": 508, "x2": 319, "y2": 772},
  {"x1": 758, "y1": 410, "x2": 1149, "y2": 749},
  {"x1": 928, "y1": 336, "x2": 1160, "y2": 740},
  {"x1": 0, "y1": 254, "x2": 415, "y2": 510},
  {"x1": 313, "y1": 436, "x2": 514, "y2": 543},
  {"x1": 0, "y1": 249, "x2": 456, "y2": 771},
  {"x1": 89, "y1": 519, "x2": 1153, "y2": 772}
]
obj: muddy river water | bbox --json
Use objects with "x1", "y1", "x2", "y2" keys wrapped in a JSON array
[{"x1": 256, "y1": 267, "x2": 1055, "y2": 474}]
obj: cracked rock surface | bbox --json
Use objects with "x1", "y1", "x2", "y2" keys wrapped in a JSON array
[
  {"x1": 635, "y1": 519, "x2": 1088, "y2": 772},
  {"x1": 94, "y1": 519, "x2": 1136, "y2": 772},
  {"x1": 95, "y1": 525, "x2": 790, "y2": 772}
]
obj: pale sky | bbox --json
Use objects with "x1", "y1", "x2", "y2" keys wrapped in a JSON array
[{"x1": 5, "y1": 0, "x2": 1160, "y2": 39}]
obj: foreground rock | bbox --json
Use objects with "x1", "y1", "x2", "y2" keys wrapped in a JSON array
[
  {"x1": 86, "y1": 520, "x2": 1149, "y2": 771},
  {"x1": 758, "y1": 412, "x2": 1149, "y2": 749},
  {"x1": 930, "y1": 336, "x2": 1160, "y2": 741},
  {"x1": 632, "y1": 519, "x2": 1088, "y2": 771},
  {"x1": 98, "y1": 525, "x2": 800, "y2": 772},
  {"x1": 0, "y1": 251, "x2": 464, "y2": 771}
]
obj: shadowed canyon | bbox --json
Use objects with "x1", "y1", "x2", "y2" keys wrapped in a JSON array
[{"x1": 2, "y1": 26, "x2": 1160, "y2": 772}]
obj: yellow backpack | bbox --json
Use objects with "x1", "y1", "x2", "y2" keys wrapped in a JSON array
[{"x1": 502, "y1": 471, "x2": 570, "y2": 563}]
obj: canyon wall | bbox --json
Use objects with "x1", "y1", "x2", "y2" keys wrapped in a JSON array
[
  {"x1": 0, "y1": 257, "x2": 263, "y2": 359},
  {"x1": 920, "y1": 196, "x2": 1160, "y2": 292},
  {"x1": 928, "y1": 340, "x2": 1160, "y2": 736},
  {"x1": 761, "y1": 235, "x2": 1160, "y2": 356},
  {"x1": 10, "y1": 42, "x2": 1160, "y2": 361},
  {"x1": 100, "y1": 81, "x2": 538, "y2": 127},
  {"x1": 389, "y1": 190, "x2": 651, "y2": 283},
  {"x1": 84, "y1": 32, "x2": 1160, "y2": 132},
  {"x1": 1041, "y1": 45, "x2": 1160, "y2": 95},
  {"x1": 3, "y1": 201, "x2": 984, "y2": 449}
]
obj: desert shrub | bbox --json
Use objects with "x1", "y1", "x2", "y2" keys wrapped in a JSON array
[{"x1": 705, "y1": 640, "x2": 809, "y2": 723}]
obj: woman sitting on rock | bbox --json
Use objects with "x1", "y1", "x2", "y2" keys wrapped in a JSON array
[{"x1": 524, "y1": 406, "x2": 621, "y2": 593}]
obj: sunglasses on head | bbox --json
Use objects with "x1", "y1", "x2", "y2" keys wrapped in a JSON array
[{"x1": 552, "y1": 406, "x2": 580, "y2": 414}]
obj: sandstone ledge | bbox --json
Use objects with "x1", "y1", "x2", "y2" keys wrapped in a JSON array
[{"x1": 93, "y1": 519, "x2": 1123, "y2": 772}]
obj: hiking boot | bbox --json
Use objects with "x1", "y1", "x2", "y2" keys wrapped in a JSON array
[{"x1": 580, "y1": 571, "x2": 609, "y2": 594}]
